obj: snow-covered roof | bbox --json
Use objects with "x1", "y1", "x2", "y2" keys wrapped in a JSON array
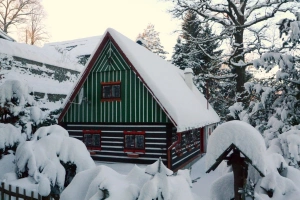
[
  {"x1": 43, "y1": 36, "x2": 101, "y2": 63},
  {"x1": 60, "y1": 28, "x2": 220, "y2": 131},
  {"x1": 0, "y1": 30, "x2": 15, "y2": 42},
  {"x1": 0, "y1": 38, "x2": 83, "y2": 71}
]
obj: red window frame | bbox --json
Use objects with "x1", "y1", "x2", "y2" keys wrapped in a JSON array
[
  {"x1": 101, "y1": 81, "x2": 121, "y2": 102},
  {"x1": 123, "y1": 131, "x2": 145, "y2": 153},
  {"x1": 83, "y1": 130, "x2": 101, "y2": 150}
]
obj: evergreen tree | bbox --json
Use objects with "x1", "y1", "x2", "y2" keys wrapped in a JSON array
[
  {"x1": 137, "y1": 23, "x2": 168, "y2": 59},
  {"x1": 171, "y1": 36, "x2": 187, "y2": 69},
  {"x1": 172, "y1": 10, "x2": 231, "y2": 120}
]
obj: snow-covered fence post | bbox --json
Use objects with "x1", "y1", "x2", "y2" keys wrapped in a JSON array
[{"x1": 206, "y1": 121, "x2": 266, "y2": 200}]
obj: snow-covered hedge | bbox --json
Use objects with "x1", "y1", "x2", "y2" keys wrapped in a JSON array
[
  {"x1": 61, "y1": 159, "x2": 195, "y2": 200},
  {"x1": 15, "y1": 125, "x2": 95, "y2": 196}
]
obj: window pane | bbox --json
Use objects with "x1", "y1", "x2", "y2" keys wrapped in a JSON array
[
  {"x1": 112, "y1": 85, "x2": 120, "y2": 98},
  {"x1": 93, "y1": 134, "x2": 101, "y2": 146},
  {"x1": 103, "y1": 86, "x2": 111, "y2": 98},
  {"x1": 84, "y1": 134, "x2": 92, "y2": 146},
  {"x1": 125, "y1": 135, "x2": 135, "y2": 148},
  {"x1": 135, "y1": 135, "x2": 144, "y2": 149}
]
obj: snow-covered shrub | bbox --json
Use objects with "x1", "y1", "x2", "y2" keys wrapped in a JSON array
[
  {"x1": 138, "y1": 159, "x2": 194, "y2": 200},
  {"x1": 61, "y1": 165, "x2": 150, "y2": 200},
  {"x1": 31, "y1": 124, "x2": 69, "y2": 140},
  {"x1": 62, "y1": 159, "x2": 195, "y2": 200},
  {"x1": 0, "y1": 123, "x2": 24, "y2": 158},
  {"x1": 15, "y1": 126, "x2": 95, "y2": 196}
]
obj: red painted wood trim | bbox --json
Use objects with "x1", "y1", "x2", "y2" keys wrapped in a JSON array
[
  {"x1": 100, "y1": 98, "x2": 121, "y2": 102},
  {"x1": 167, "y1": 132, "x2": 181, "y2": 169},
  {"x1": 126, "y1": 153, "x2": 140, "y2": 158},
  {"x1": 124, "y1": 131, "x2": 145, "y2": 135},
  {"x1": 123, "y1": 131, "x2": 146, "y2": 153},
  {"x1": 101, "y1": 81, "x2": 121, "y2": 85},
  {"x1": 83, "y1": 130, "x2": 101, "y2": 151}
]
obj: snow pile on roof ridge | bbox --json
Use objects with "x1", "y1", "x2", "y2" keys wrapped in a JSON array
[
  {"x1": 206, "y1": 120, "x2": 267, "y2": 174},
  {"x1": 0, "y1": 38, "x2": 82, "y2": 71},
  {"x1": 107, "y1": 28, "x2": 219, "y2": 131}
]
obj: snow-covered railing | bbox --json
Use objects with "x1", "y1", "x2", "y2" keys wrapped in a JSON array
[{"x1": 0, "y1": 182, "x2": 59, "y2": 200}]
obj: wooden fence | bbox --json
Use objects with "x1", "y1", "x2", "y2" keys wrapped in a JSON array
[{"x1": 0, "y1": 182, "x2": 59, "y2": 200}]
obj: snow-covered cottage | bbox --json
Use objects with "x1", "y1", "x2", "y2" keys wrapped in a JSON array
[{"x1": 58, "y1": 28, "x2": 220, "y2": 170}]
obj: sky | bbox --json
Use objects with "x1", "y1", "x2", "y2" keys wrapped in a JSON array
[{"x1": 39, "y1": 0, "x2": 180, "y2": 59}]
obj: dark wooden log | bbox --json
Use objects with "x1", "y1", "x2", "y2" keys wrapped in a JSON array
[{"x1": 228, "y1": 149, "x2": 246, "y2": 200}]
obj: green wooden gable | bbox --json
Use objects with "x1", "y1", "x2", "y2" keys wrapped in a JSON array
[{"x1": 62, "y1": 40, "x2": 170, "y2": 123}]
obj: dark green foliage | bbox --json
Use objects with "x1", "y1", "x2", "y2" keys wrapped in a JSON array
[
  {"x1": 60, "y1": 161, "x2": 77, "y2": 188},
  {"x1": 100, "y1": 188, "x2": 109, "y2": 200}
]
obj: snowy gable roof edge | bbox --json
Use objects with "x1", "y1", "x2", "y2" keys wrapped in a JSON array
[
  {"x1": 0, "y1": 29, "x2": 15, "y2": 42},
  {"x1": 58, "y1": 28, "x2": 220, "y2": 131}
]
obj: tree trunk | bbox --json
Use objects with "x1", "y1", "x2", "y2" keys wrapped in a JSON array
[
  {"x1": 235, "y1": 67, "x2": 246, "y2": 93},
  {"x1": 233, "y1": 1, "x2": 246, "y2": 94}
]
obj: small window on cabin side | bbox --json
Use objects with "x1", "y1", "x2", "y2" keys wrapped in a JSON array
[
  {"x1": 83, "y1": 130, "x2": 101, "y2": 150},
  {"x1": 101, "y1": 81, "x2": 121, "y2": 102},
  {"x1": 124, "y1": 131, "x2": 145, "y2": 153}
]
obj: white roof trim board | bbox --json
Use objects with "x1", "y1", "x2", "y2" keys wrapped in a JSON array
[{"x1": 64, "y1": 28, "x2": 220, "y2": 132}]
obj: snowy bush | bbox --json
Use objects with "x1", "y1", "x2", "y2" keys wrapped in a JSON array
[
  {"x1": 61, "y1": 159, "x2": 195, "y2": 200},
  {"x1": 15, "y1": 125, "x2": 95, "y2": 196},
  {"x1": 0, "y1": 123, "x2": 24, "y2": 158}
]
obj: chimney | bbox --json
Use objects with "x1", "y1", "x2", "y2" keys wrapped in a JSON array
[{"x1": 184, "y1": 68, "x2": 193, "y2": 90}]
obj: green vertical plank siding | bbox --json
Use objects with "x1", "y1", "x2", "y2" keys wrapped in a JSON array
[{"x1": 63, "y1": 40, "x2": 169, "y2": 123}]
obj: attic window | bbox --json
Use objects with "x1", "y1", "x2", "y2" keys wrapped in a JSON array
[
  {"x1": 83, "y1": 130, "x2": 101, "y2": 150},
  {"x1": 124, "y1": 131, "x2": 145, "y2": 153},
  {"x1": 101, "y1": 81, "x2": 121, "y2": 102}
]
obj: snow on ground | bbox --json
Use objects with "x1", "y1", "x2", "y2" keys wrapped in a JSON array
[
  {"x1": 0, "y1": 153, "x2": 16, "y2": 180},
  {"x1": 95, "y1": 156, "x2": 221, "y2": 200},
  {"x1": 190, "y1": 156, "x2": 225, "y2": 200}
]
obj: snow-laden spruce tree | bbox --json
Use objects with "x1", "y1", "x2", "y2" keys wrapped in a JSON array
[
  {"x1": 171, "y1": 10, "x2": 233, "y2": 120},
  {"x1": 15, "y1": 125, "x2": 95, "y2": 196},
  {"x1": 137, "y1": 23, "x2": 168, "y2": 59},
  {"x1": 0, "y1": 79, "x2": 60, "y2": 137}
]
